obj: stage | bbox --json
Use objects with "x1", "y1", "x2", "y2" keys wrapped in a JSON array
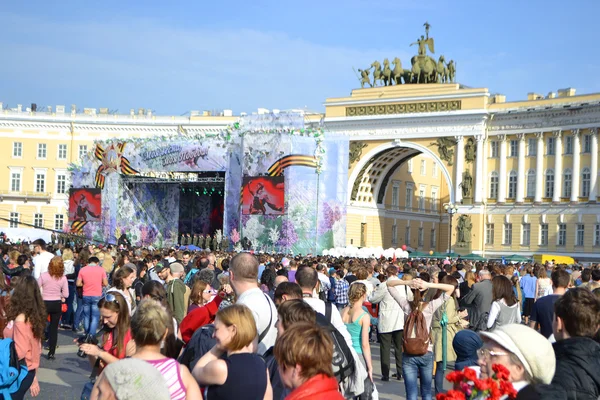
[{"x1": 69, "y1": 113, "x2": 349, "y2": 254}]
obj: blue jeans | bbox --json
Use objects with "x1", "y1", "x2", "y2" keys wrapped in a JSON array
[
  {"x1": 403, "y1": 351, "x2": 434, "y2": 400},
  {"x1": 62, "y1": 282, "x2": 77, "y2": 326},
  {"x1": 82, "y1": 296, "x2": 102, "y2": 335},
  {"x1": 73, "y1": 294, "x2": 84, "y2": 330},
  {"x1": 434, "y1": 361, "x2": 445, "y2": 394}
]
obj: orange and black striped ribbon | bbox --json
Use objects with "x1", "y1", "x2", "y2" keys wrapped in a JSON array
[
  {"x1": 267, "y1": 155, "x2": 317, "y2": 176},
  {"x1": 70, "y1": 220, "x2": 88, "y2": 234}
]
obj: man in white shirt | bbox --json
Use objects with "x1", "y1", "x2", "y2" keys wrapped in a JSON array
[
  {"x1": 369, "y1": 266, "x2": 412, "y2": 381},
  {"x1": 229, "y1": 253, "x2": 277, "y2": 356},
  {"x1": 32, "y1": 239, "x2": 55, "y2": 280}
]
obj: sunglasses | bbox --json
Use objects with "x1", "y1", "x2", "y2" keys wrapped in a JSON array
[
  {"x1": 203, "y1": 289, "x2": 217, "y2": 294},
  {"x1": 99, "y1": 293, "x2": 120, "y2": 306}
]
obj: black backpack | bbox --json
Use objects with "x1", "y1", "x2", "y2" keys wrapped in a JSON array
[
  {"x1": 315, "y1": 303, "x2": 356, "y2": 383},
  {"x1": 178, "y1": 324, "x2": 216, "y2": 371}
]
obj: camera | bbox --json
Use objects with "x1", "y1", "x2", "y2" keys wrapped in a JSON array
[{"x1": 77, "y1": 334, "x2": 99, "y2": 358}]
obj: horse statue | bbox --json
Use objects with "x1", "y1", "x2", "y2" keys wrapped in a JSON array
[
  {"x1": 371, "y1": 61, "x2": 385, "y2": 87},
  {"x1": 411, "y1": 55, "x2": 437, "y2": 83},
  {"x1": 436, "y1": 55, "x2": 449, "y2": 83},
  {"x1": 391, "y1": 57, "x2": 404, "y2": 84},
  {"x1": 382, "y1": 59, "x2": 393, "y2": 86}
]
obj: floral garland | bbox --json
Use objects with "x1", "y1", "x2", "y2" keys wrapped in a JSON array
[{"x1": 437, "y1": 364, "x2": 517, "y2": 400}]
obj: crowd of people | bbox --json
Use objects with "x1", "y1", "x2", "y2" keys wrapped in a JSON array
[{"x1": 0, "y1": 238, "x2": 598, "y2": 400}]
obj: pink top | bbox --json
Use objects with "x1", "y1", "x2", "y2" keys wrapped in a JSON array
[
  {"x1": 77, "y1": 265, "x2": 106, "y2": 297},
  {"x1": 3, "y1": 320, "x2": 42, "y2": 370},
  {"x1": 38, "y1": 272, "x2": 69, "y2": 301},
  {"x1": 146, "y1": 358, "x2": 186, "y2": 400}
]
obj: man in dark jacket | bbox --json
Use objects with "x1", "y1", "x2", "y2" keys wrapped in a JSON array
[
  {"x1": 460, "y1": 269, "x2": 493, "y2": 331},
  {"x1": 549, "y1": 288, "x2": 600, "y2": 400}
]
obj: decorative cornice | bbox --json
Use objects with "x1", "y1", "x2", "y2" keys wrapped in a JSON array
[
  {"x1": 489, "y1": 104, "x2": 600, "y2": 133},
  {"x1": 345, "y1": 100, "x2": 461, "y2": 117}
]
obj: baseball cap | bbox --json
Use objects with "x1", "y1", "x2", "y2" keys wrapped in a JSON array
[
  {"x1": 154, "y1": 262, "x2": 167, "y2": 273},
  {"x1": 170, "y1": 262, "x2": 185, "y2": 274}
]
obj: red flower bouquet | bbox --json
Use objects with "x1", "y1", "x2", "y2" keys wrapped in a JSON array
[{"x1": 436, "y1": 364, "x2": 517, "y2": 400}]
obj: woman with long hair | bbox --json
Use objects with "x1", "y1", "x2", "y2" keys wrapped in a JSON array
[
  {"x1": 386, "y1": 276, "x2": 455, "y2": 400},
  {"x1": 193, "y1": 304, "x2": 272, "y2": 400},
  {"x1": 38, "y1": 256, "x2": 68, "y2": 359},
  {"x1": 107, "y1": 265, "x2": 136, "y2": 315},
  {"x1": 340, "y1": 283, "x2": 373, "y2": 382},
  {"x1": 3, "y1": 275, "x2": 47, "y2": 399},
  {"x1": 487, "y1": 275, "x2": 520, "y2": 330},
  {"x1": 141, "y1": 280, "x2": 182, "y2": 358},
  {"x1": 130, "y1": 299, "x2": 201, "y2": 399},
  {"x1": 133, "y1": 259, "x2": 150, "y2": 303},
  {"x1": 458, "y1": 270, "x2": 476, "y2": 301},
  {"x1": 61, "y1": 248, "x2": 77, "y2": 329},
  {"x1": 535, "y1": 265, "x2": 552, "y2": 299},
  {"x1": 187, "y1": 279, "x2": 215, "y2": 313},
  {"x1": 76, "y1": 291, "x2": 136, "y2": 371},
  {"x1": 430, "y1": 275, "x2": 462, "y2": 394}
]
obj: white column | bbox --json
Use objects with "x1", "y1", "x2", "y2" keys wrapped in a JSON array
[
  {"x1": 571, "y1": 129, "x2": 581, "y2": 203},
  {"x1": 474, "y1": 135, "x2": 484, "y2": 203},
  {"x1": 498, "y1": 135, "x2": 507, "y2": 203},
  {"x1": 553, "y1": 130, "x2": 563, "y2": 203},
  {"x1": 534, "y1": 132, "x2": 544, "y2": 203},
  {"x1": 454, "y1": 136, "x2": 465, "y2": 203},
  {"x1": 516, "y1": 134, "x2": 526, "y2": 203},
  {"x1": 590, "y1": 128, "x2": 598, "y2": 202}
]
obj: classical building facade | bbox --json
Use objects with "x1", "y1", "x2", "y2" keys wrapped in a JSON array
[
  {"x1": 2, "y1": 82, "x2": 600, "y2": 260},
  {"x1": 325, "y1": 84, "x2": 600, "y2": 261}
]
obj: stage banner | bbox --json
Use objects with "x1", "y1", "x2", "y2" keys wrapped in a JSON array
[
  {"x1": 69, "y1": 188, "x2": 102, "y2": 223},
  {"x1": 241, "y1": 176, "x2": 285, "y2": 215},
  {"x1": 132, "y1": 141, "x2": 230, "y2": 172}
]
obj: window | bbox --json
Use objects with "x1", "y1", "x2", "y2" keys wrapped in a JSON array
[
  {"x1": 9, "y1": 212, "x2": 19, "y2": 228},
  {"x1": 79, "y1": 145, "x2": 88, "y2": 159},
  {"x1": 34, "y1": 213, "x2": 43, "y2": 228},
  {"x1": 405, "y1": 185, "x2": 413, "y2": 210},
  {"x1": 37, "y1": 143, "x2": 47, "y2": 159},
  {"x1": 35, "y1": 173, "x2": 45, "y2": 193},
  {"x1": 420, "y1": 160, "x2": 426, "y2": 176},
  {"x1": 407, "y1": 159, "x2": 413, "y2": 173},
  {"x1": 508, "y1": 171, "x2": 517, "y2": 199},
  {"x1": 12, "y1": 142, "x2": 22, "y2": 158},
  {"x1": 576, "y1": 224, "x2": 584, "y2": 246},
  {"x1": 526, "y1": 170, "x2": 536, "y2": 198},
  {"x1": 490, "y1": 141, "x2": 499, "y2": 158},
  {"x1": 547, "y1": 137, "x2": 555, "y2": 155},
  {"x1": 565, "y1": 136, "x2": 573, "y2": 154},
  {"x1": 10, "y1": 172, "x2": 21, "y2": 192},
  {"x1": 595, "y1": 224, "x2": 600, "y2": 246},
  {"x1": 503, "y1": 223, "x2": 513, "y2": 245},
  {"x1": 563, "y1": 169, "x2": 572, "y2": 198},
  {"x1": 391, "y1": 184, "x2": 399, "y2": 208},
  {"x1": 522, "y1": 223, "x2": 531, "y2": 246},
  {"x1": 583, "y1": 135, "x2": 592, "y2": 153},
  {"x1": 432, "y1": 162, "x2": 438, "y2": 178},
  {"x1": 540, "y1": 224, "x2": 549, "y2": 246},
  {"x1": 509, "y1": 140, "x2": 518, "y2": 157},
  {"x1": 56, "y1": 174, "x2": 67, "y2": 194},
  {"x1": 527, "y1": 138, "x2": 537, "y2": 156},
  {"x1": 430, "y1": 229, "x2": 436, "y2": 248},
  {"x1": 431, "y1": 189, "x2": 438, "y2": 212},
  {"x1": 391, "y1": 224, "x2": 398, "y2": 245},
  {"x1": 58, "y1": 144, "x2": 68, "y2": 160},
  {"x1": 558, "y1": 224, "x2": 567, "y2": 246},
  {"x1": 489, "y1": 172, "x2": 499, "y2": 199},
  {"x1": 418, "y1": 227, "x2": 424, "y2": 247},
  {"x1": 485, "y1": 224, "x2": 494, "y2": 245},
  {"x1": 405, "y1": 226, "x2": 411, "y2": 246},
  {"x1": 582, "y1": 168, "x2": 591, "y2": 197},
  {"x1": 54, "y1": 214, "x2": 64, "y2": 231},
  {"x1": 418, "y1": 188, "x2": 425, "y2": 211},
  {"x1": 545, "y1": 170, "x2": 554, "y2": 198}
]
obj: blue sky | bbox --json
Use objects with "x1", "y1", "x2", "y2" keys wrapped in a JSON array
[{"x1": 1, "y1": 0, "x2": 599, "y2": 115}]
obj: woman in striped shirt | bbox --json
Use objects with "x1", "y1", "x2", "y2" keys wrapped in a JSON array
[{"x1": 131, "y1": 299, "x2": 201, "y2": 400}]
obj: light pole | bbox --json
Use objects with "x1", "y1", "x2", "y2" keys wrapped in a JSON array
[{"x1": 444, "y1": 203, "x2": 458, "y2": 254}]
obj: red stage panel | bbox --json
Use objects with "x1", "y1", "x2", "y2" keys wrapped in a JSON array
[
  {"x1": 69, "y1": 188, "x2": 102, "y2": 222},
  {"x1": 241, "y1": 176, "x2": 285, "y2": 215}
]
